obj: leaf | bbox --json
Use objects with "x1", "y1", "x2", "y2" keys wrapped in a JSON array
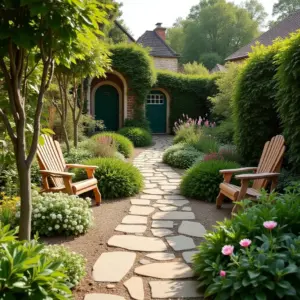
[
  {"x1": 248, "y1": 271, "x2": 260, "y2": 279},
  {"x1": 38, "y1": 135, "x2": 45, "y2": 146},
  {"x1": 283, "y1": 264, "x2": 298, "y2": 275},
  {"x1": 255, "y1": 292, "x2": 266, "y2": 300},
  {"x1": 41, "y1": 128, "x2": 55, "y2": 135}
]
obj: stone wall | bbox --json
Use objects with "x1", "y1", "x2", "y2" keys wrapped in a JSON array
[{"x1": 154, "y1": 57, "x2": 178, "y2": 72}]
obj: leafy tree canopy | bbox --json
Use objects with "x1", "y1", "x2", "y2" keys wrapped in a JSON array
[
  {"x1": 183, "y1": 61, "x2": 210, "y2": 75},
  {"x1": 273, "y1": 0, "x2": 300, "y2": 20},
  {"x1": 242, "y1": 0, "x2": 268, "y2": 27}
]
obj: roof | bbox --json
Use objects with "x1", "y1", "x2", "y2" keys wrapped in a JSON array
[
  {"x1": 114, "y1": 20, "x2": 135, "y2": 43},
  {"x1": 226, "y1": 10, "x2": 300, "y2": 61},
  {"x1": 137, "y1": 30, "x2": 179, "y2": 58},
  {"x1": 210, "y1": 64, "x2": 227, "y2": 73}
]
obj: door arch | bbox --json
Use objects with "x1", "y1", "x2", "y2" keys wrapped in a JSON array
[
  {"x1": 146, "y1": 90, "x2": 167, "y2": 133},
  {"x1": 95, "y1": 85, "x2": 119, "y2": 131}
]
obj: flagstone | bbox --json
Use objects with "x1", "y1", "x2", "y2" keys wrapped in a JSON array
[
  {"x1": 163, "y1": 195, "x2": 186, "y2": 200},
  {"x1": 92, "y1": 252, "x2": 136, "y2": 282},
  {"x1": 182, "y1": 250, "x2": 198, "y2": 264},
  {"x1": 166, "y1": 235, "x2": 196, "y2": 251},
  {"x1": 115, "y1": 224, "x2": 147, "y2": 234},
  {"x1": 159, "y1": 206, "x2": 178, "y2": 212},
  {"x1": 134, "y1": 262, "x2": 194, "y2": 279},
  {"x1": 139, "y1": 259, "x2": 151, "y2": 265},
  {"x1": 168, "y1": 179, "x2": 181, "y2": 183},
  {"x1": 107, "y1": 235, "x2": 167, "y2": 252},
  {"x1": 152, "y1": 211, "x2": 195, "y2": 220},
  {"x1": 153, "y1": 203, "x2": 167, "y2": 208},
  {"x1": 182, "y1": 206, "x2": 192, "y2": 211},
  {"x1": 143, "y1": 188, "x2": 166, "y2": 195},
  {"x1": 124, "y1": 277, "x2": 144, "y2": 300},
  {"x1": 122, "y1": 215, "x2": 148, "y2": 224},
  {"x1": 178, "y1": 221, "x2": 207, "y2": 237},
  {"x1": 130, "y1": 199, "x2": 150, "y2": 206},
  {"x1": 163, "y1": 173, "x2": 181, "y2": 178},
  {"x1": 161, "y1": 185, "x2": 178, "y2": 190},
  {"x1": 156, "y1": 200, "x2": 190, "y2": 206},
  {"x1": 151, "y1": 228, "x2": 173, "y2": 237},
  {"x1": 152, "y1": 221, "x2": 174, "y2": 228},
  {"x1": 140, "y1": 194, "x2": 162, "y2": 200},
  {"x1": 84, "y1": 294, "x2": 125, "y2": 300},
  {"x1": 144, "y1": 183, "x2": 157, "y2": 189},
  {"x1": 149, "y1": 281, "x2": 202, "y2": 299},
  {"x1": 146, "y1": 252, "x2": 175, "y2": 261},
  {"x1": 130, "y1": 205, "x2": 155, "y2": 216}
]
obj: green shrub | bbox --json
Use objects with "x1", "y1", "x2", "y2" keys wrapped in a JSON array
[
  {"x1": 15, "y1": 191, "x2": 93, "y2": 236},
  {"x1": 276, "y1": 169, "x2": 300, "y2": 193},
  {"x1": 163, "y1": 143, "x2": 196, "y2": 162},
  {"x1": 119, "y1": 127, "x2": 152, "y2": 147},
  {"x1": 0, "y1": 224, "x2": 72, "y2": 298},
  {"x1": 219, "y1": 145, "x2": 241, "y2": 163},
  {"x1": 213, "y1": 120, "x2": 235, "y2": 144},
  {"x1": 43, "y1": 245, "x2": 86, "y2": 287},
  {"x1": 76, "y1": 158, "x2": 143, "y2": 199},
  {"x1": 124, "y1": 118, "x2": 151, "y2": 131},
  {"x1": 276, "y1": 31, "x2": 300, "y2": 171},
  {"x1": 64, "y1": 147, "x2": 93, "y2": 164},
  {"x1": 173, "y1": 126, "x2": 200, "y2": 144},
  {"x1": 180, "y1": 160, "x2": 240, "y2": 202},
  {"x1": 0, "y1": 195, "x2": 19, "y2": 226},
  {"x1": 190, "y1": 135, "x2": 220, "y2": 153},
  {"x1": 194, "y1": 185, "x2": 300, "y2": 299},
  {"x1": 92, "y1": 132, "x2": 134, "y2": 158},
  {"x1": 233, "y1": 44, "x2": 282, "y2": 165}
]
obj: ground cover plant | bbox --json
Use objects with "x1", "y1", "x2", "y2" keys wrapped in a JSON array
[
  {"x1": 119, "y1": 127, "x2": 152, "y2": 147},
  {"x1": 180, "y1": 160, "x2": 240, "y2": 202},
  {"x1": 194, "y1": 185, "x2": 300, "y2": 299},
  {"x1": 76, "y1": 157, "x2": 143, "y2": 199}
]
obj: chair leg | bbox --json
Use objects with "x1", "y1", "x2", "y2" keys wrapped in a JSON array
[
  {"x1": 216, "y1": 192, "x2": 225, "y2": 209},
  {"x1": 93, "y1": 186, "x2": 101, "y2": 206}
]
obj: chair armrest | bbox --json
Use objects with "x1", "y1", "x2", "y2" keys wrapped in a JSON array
[
  {"x1": 220, "y1": 167, "x2": 257, "y2": 174},
  {"x1": 65, "y1": 164, "x2": 98, "y2": 170},
  {"x1": 235, "y1": 172, "x2": 280, "y2": 180},
  {"x1": 40, "y1": 170, "x2": 75, "y2": 178}
]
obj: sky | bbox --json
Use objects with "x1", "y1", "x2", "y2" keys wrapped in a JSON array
[{"x1": 115, "y1": 0, "x2": 277, "y2": 38}]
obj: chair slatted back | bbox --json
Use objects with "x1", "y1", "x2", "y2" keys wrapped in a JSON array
[
  {"x1": 253, "y1": 135, "x2": 285, "y2": 190},
  {"x1": 37, "y1": 135, "x2": 66, "y2": 187}
]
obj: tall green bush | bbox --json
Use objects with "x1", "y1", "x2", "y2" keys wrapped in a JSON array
[
  {"x1": 156, "y1": 71, "x2": 217, "y2": 131},
  {"x1": 276, "y1": 32, "x2": 300, "y2": 171},
  {"x1": 233, "y1": 44, "x2": 282, "y2": 165}
]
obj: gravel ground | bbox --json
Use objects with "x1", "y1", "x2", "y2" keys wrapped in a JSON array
[{"x1": 43, "y1": 145, "x2": 232, "y2": 300}]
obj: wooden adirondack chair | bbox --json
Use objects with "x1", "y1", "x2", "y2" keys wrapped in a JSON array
[
  {"x1": 37, "y1": 135, "x2": 101, "y2": 205},
  {"x1": 216, "y1": 135, "x2": 285, "y2": 214}
]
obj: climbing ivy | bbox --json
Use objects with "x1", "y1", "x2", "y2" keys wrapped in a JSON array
[
  {"x1": 110, "y1": 43, "x2": 156, "y2": 121},
  {"x1": 156, "y1": 71, "x2": 218, "y2": 131}
]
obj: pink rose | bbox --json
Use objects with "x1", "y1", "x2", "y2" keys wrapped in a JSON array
[
  {"x1": 220, "y1": 270, "x2": 226, "y2": 277},
  {"x1": 239, "y1": 239, "x2": 252, "y2": 248},
  {"x1": 221, "y1": 245, "x2": 234, "y2": 256},
  {"x1": 263, "y1": 221, "x2": 277, "y2": 230}
]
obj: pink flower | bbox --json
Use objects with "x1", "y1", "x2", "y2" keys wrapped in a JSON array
[
  {"x1": 221, "y1": 245, "x2": 234, "y2": 256},
  {"x1": 263, "y1": 221, "x2": 277, "y2": 230},
  {"x1": 220, "y1": 270, "x2": 226, "y2": 277},
  {"x1": 239, "y1": 239, "x2": 252, "y2": 248}
]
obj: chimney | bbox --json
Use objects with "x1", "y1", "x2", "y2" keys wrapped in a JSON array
[{"x1": 154, "y1": 22, "x2": 166, "y2": 41}]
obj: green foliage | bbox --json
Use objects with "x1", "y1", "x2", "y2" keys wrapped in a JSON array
[
  {"x1": 0, "y1": 195, "x2": 20, "y2": 226},
  {"x1": 276, "y1": 31, "x2": 300, "y2": 171},
  {"x1": 119, "y1": 127, "x2": 152, "y2": 147},
  {"x1": 242, "y1": 0, "x2": 268, "y2": 26},
  {"x1": 180, "y1": 160, "x2": 240, "y2": 202},
  {"x1": 273, "y1": 0, "x2": 300, "y2": 20},
  {"x1": 173, "y1": 126, "x2": 201, "y2": 145},
  {"x1": 189, "y1": 135, "x2": 220, "y2": 153},
  {"x1": 194, "y1": 185, "x2": 300, "y2": 299},
  {"x1": 124, "y1": 118, "x2": 150, "y2": 131},
  {"x1": 233, "y1": 44, "x2": 282, "y2": 165},
  {"x1": 43, "y1": 245, "x2": 86, "y2": 287},
  {"x1": 64, "y1": 147, "x2": 93, "y2": 164},
  {"x1": 110, "y1": 43, "x2": 156, "y2": 121},
  {"x1": 210, "y1": 62, "x2": 243, "y2": 121},
  {"x1": 199, "y1": 52, "x2": 223, "y2": 70},
  {"x1": 183, "y1": 61, "x2": 210, "y2": 76},
  {"x1": 76, "y1": 158, "x2": 143, "y2": 199},
  {"x1": 15, "y1": 191, "x2": 93, "y2": 236},
  {"x1": 156, "y1": 71, "x2": 217, "y2": 130},
  {"x1": 92, "y1": 132, "x2": 134, "y2": 158},
  {"x1": 163, "y1": 143, "x2": 196, "y2": 161},
  {"x1": 0, "y1": 225, "x2": 72, "y2": 298},
  {"x1": 166, "y1": 18, "x2": 185, "y2": 55},
  {"x1": 219, "y1": 145, "x2": 241, "y2": 163},
  {"x1": 213, "y1": 120, "x2": 235, "y2": 144}
]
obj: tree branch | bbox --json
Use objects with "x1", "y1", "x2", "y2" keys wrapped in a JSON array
[{"x1": 0, "y1": 108, "x2": 16, "y2": 144}]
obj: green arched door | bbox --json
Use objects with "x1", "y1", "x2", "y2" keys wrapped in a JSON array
[
  {"x1": 146, "y1": 91, "x2": 167, "y2": 133},
  {"x1": 95, "y1": 85, "x2": 119, "y2": 131}
]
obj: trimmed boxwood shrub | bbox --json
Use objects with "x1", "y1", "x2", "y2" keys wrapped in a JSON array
[
  {"x1": 119, "y1": 127, "x2": 152, "y2": 147},
  {"x1": 180, "y1": 160, "x2": 240, "y2": 202},
  {"x1": 276, "y1": 32, "x2": 300, "y2": 171},
  {"x1": 92, "y1": 132, "x2": 134, "y2": 158},
  {"x1": 165, "y1": 149, "x2": 204, "y2": 169},
  {"x1": 76, "y1": 158, "x2": 143, "y2": 199},
  {"x1": 233, "y1": 44, "x2": 282, "y2": 165},
  {"x1": 156, "y1": 71, "x2": 218, "y2": 131},
  {"x1": 163, "y1": 143, "x2": 196, "y2": 162},
  {"x1": 194, "y1": 184, "x2": 300, "y2": 299}
]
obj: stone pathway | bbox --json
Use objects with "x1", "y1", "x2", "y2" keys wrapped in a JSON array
[{"x1": 84, "y1": 136, "x2": 205, "y2": 300}]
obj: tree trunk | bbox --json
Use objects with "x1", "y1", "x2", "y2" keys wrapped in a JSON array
[
  {"x1": 17, "y1": 161, "x2": 32, "y2": 240},
  {"x1": 74, "y1": 121, "x2": 78, "y2": 148},
  {"x1": 63, "y1": 125, "x2": 70, "y2": 153}
]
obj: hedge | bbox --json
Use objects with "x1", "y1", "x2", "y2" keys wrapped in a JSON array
[
  {"x1": 276, "y1": 32, "x2": 300, "y2": 171},
  {"x1": 233, "y1": 44, "x2": 282, "y2": 165},
  {"x1": 110, "y1": 44, "x2": 156, "y2": 121},
  {"x1": 156, "y1": 71, "x2": 218, "y2": 131}
]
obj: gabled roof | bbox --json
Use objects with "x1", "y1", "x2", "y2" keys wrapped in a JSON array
[
  {"x1": 226, "y1": 10, "x2": 300, "y2": 61},
  {"x1": 114, "y1": 20, "x2": 135, "y2": 43},
  {"x1": 137, "y1": 31, "x2": 179, "y2": 58}
]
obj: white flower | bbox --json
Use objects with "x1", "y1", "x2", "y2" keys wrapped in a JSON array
[
  {"x1": 15, "y1": 212, "x2": 20, "y2": 218},
  {"x1": 54, "y1": 225, "x2": 60, "y2": 230},
  {"x1": 51, "y1": 214, "x2": 56, "y2": 220},
  {"x1": 57, "y1": 214, "x2": 62, "y2": 219},
  {"x1": 42, "y1": 216, "x2": 45, "y2": 219},
  {"x1": 48, "y1": 227, "x2": 52, "y2": 231},
  {"x1": 63, "y1": 224, "x2": 67, "y2": 228}
]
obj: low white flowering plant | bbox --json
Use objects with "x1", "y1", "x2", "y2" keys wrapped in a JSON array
[
  {"x1": 42, "y1": 245, "x2": 87, "y2": 287},
  {"x1": 15, "y1": 191, "x2": 93, "y2": 236}
]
